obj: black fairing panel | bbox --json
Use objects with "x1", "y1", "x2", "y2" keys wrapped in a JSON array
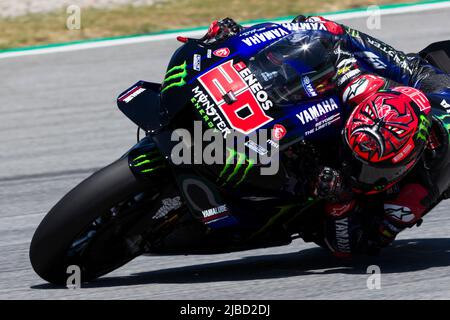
[
  {"x1": 117, "y1": 81, "x2": 167, "y2": 132},
  {"x1": 419, "y1": 40, "x2": 450, "y2": 74}
]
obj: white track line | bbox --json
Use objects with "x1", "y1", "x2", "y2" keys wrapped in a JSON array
[{"x1": 1, "y1": 1, "x2": 449, "y2": 60}]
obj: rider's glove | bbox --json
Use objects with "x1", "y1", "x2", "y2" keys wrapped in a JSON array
[
  {"x1": 313, "y1": 166, "x2": 345, "y2": 202},
  {"x1": 204, "y1": 18, "x2": 243, "y2": 43},
  {"x1": 291, "y1": 15, "x2": 308, "y2": 23}
]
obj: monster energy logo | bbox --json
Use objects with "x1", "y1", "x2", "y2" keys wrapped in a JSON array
[
  {"x1": 345, "y1": 27, "x2": 360, "y2": 38},
  {"x1": 218, "y1": 148, "x2": 254, "y2": 187},
  {"x1": 161, "y1": 61, "x2": 187, "y2": 93},
  {"x1": 416, "y1": 115, "x2": 431, "y2": 142},
  {"x1": 436, "y1": 114, "x2": 450, "y2": 141},
  {"x1": 131, "y1": 150, "x2": 166, "y2": 174}
]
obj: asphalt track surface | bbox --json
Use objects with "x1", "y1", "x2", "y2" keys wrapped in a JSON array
[{"x1": 1, "y1": 8, "x2": 450, "y2": 300}]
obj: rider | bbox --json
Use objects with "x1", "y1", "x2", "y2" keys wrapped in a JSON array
[{"x1": 202, "y1": 16, "x2": 450, "y2": 257}]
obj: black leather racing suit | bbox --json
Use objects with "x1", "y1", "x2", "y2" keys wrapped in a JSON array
[{"x1": 288, "y1": 15, "x2": 450, "y2": 256}]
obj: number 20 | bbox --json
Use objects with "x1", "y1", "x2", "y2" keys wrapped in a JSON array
[{"x1": 198, "y1": 60, "x2": 273, "y2": 134}]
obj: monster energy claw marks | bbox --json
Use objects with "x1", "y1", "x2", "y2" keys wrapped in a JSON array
[
  {"x1": 217, "y1": 148, "x2": 255, "y2": 187},
  {"x1": 161, "y1": 61, "x2": 188, "y2": 93}
]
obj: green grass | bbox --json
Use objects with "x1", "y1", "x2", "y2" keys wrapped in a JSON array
[{"x1": 0, "y1": 0, "x2": 419, "y2": 50}]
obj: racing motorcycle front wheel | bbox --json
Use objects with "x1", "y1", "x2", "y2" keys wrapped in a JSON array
[{"x1": 29, "y1": 157, "x2": 179, "y2": 285}]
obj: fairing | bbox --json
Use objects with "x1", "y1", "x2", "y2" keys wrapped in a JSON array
[{"x1": 159, "y1": 23, "x2": 348, "y2": 149}]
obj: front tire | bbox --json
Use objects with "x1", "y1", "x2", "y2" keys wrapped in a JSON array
[{"x1": 30, "y1": 157, "x2": 156, "y2": 285}]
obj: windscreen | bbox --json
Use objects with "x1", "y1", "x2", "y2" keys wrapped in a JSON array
[{"x1": 247, "y1": 33, "x2": 335, "y2": 106}]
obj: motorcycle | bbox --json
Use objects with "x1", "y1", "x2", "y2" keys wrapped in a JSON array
[{"x1": 29, "y1": 21, "x2": 450, "y2": 285}]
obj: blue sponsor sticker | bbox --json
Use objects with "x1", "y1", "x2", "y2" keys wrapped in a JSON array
[{"x1": 301, "y1": 75, "x2": 318, "y2": 98}]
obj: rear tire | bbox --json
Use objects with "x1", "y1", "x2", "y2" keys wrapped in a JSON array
[{"x1": 30, "y1": 157, "x2": 152, "y2": 285}]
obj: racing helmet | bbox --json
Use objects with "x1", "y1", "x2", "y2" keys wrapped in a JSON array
[{"x1": 343, "y1": 86, "x2": 433, "y2": 193}]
